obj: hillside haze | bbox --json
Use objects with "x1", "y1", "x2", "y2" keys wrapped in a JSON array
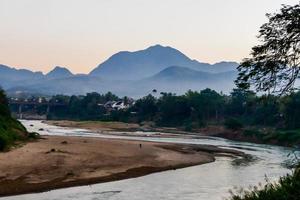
[
  {"x1": 0, "y1": 45, "x2": 239, "y2": 97},
  {"x1": 90, "y1": 45, "x2": 238, "y2": 80}
]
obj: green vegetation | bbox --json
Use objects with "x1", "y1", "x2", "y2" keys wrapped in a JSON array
[
  {"x1": 241, "y1": 128, "x2": 300, "y2": 147},
  {"x1": 236, "y1": 3, "x2": 300, "y2": 95},
  {"x1": 0, "y1": 89, "x2": 29, "y2": 151},
  {"x1": 229, "y1": 166, "x2": 300, "y2": 200},
  {"x1": 229, "y1": 3, "x2": 300, "y2": 199},
  {"x1": 42, "y1": 92, "x2": 119, "y2": 120},
  {"x1": 224, "y1": 118, "x2": 243, "y2": 131},
  {"x1": 18, "y1": 88, "x2": 300, "y2": 147},
  {"x1": 127, "y1": 89, "x2": 300, "y2": 131}
]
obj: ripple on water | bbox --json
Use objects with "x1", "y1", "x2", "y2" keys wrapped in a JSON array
[{"x1": 4, "y1": 120, "x2": 297, "y2": 200}]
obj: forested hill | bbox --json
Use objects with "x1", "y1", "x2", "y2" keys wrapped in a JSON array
[{"x1": 0, "y1": 89, "x2": 30, "y2": 151}]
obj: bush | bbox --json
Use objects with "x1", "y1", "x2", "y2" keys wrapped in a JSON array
[
  {"x1": 229, "y1": 165, "x2": 300, "y2": 200},
  {"x1": 0, "y1": 134, "x2": 9, "y2": 151},
  {"x1": 183, "y1": 120, "x2": 193, "y2": 131},
  {"x1": 243, "y1": 128, "x2": 262, "y2": 138},
  {"x1": 0, "y1": 89, "x2": 29, "y2": 151},
  {"x1": 224, "y1": 118, "x2": 244, "y2": 130},
  {"x1": 28, "y1": 132, "x2": 40, "y2": 139}
]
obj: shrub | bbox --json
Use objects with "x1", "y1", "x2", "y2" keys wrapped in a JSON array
[
  {"x1": 183, "y1": 120, "x2": 193, "y2": 132},
  {"x1": 224, "y1": 118, "x2": 244, "y2": 130},
  {"x1": 0, "y1": 89, "x2": 29, "y2": 151},
  {"x1": 229, "y1": 164, "x2": 300, "y2": 200},
  {"x1": 243, "y1": 129, "x2": 261, "y2": 137},
  {"x1": 28, "y1": 132, "x2": 40, "y2": 139},
  {"x1": 0, "y1": 134, "x2": 9, "y2": 151}
]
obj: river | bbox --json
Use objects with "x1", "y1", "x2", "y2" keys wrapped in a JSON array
[{"x1": 1, "y1": 120, "x2": 299, "y2": 200}]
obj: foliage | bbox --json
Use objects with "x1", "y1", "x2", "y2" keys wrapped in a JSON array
[
  {"x1": 236, "y1": 3, "x2": 300, "y2": 94},
  {"x1": 224, "y1": 118, "x2": 244, "y2": 130},
  {"x1": 226, "y1": 89, "x2": 256, "y2": 117},
  {"x1": 264, "y1": 129, "x2": 300, "y2": 146},
  {"x1": 281, "y1": 91, "x2": 300, "y2": 129},
  {"x1": 156, "y1": 93, "x2": 191, "y2": 126},
  {"x1": 28, "y1": 132, "x2": 40, "y2": 139},
  {"x1": 241, "y1": 128, "x2": 300, "y2": 147},
  {"x1": 8, "y1": 88, "x2": 300, "y2": 146},
  {"x1": 47, "y1": 92, "x2": 120, "y2": 120},
  {"x1": 15, "y1": 89, "x2": 300, "y2": 132},
  {"x1": 134, "y1": 94, "x2": 158, "y2": 122},
  {"x1": 0, "y1": 88, "x2": 28, "y2": 150},
  {"x1": 229, "y1": 165, "x2": 300, "y2": 200}
]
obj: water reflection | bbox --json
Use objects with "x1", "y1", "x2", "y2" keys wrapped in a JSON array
[{"x1": 1, "y1": 120, "x2": 298, "y2": 200}]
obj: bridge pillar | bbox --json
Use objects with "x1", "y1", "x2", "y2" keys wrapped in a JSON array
[
  {"x1": 18, "y1": 104, "x2": 23, "y2": 119},
  {"x1": 46, "y1": 105, "x2": 50, "y2": 115}
]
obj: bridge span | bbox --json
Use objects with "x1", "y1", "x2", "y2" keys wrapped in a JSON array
[{"x1": 8, "y1": 100, "x2": 67, "y2": 119}]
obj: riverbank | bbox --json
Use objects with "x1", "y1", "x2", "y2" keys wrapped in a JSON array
[
  {"x1": 0, "y1": 135, "x2": 244, "y2": 197},
  {"x1": 45, "y1": 120, "x2": 300, "y2": 147},
  {"x1": 45, "y1": 120, "x2": 222, "y2": 137}
]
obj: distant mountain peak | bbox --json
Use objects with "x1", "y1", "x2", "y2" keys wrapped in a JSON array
[
  {"x1": 89, "y1": 44, "x2": 239, "y2": 80},
  {"x1": 146, "y1": 44, "x2": 167, "y2": 50},
  {"x1": 46, "y1": 66, "x2": 73, "y2": 79},
  {"x1": 49, "y1": 66, "x2": 71, "y2": 72},
  {"x1": 145, "y1": 44, "x2": 184, "y2": 54},
  {"x1": 89, "y1": 44, "x2": 196, "y2": 79}
]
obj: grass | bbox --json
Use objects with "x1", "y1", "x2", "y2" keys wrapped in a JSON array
[
  {"x1": 241, "y1": 128, "x2": 300, "y2": 147},
  {"x1": 229, "y1": 165, "x2": 300, "y2": 200}
]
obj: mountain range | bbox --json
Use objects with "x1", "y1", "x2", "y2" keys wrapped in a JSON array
[
  {"x1": 0, "y1": 45, "x2": 239, "y2": 97},
  {"x1": 90, "y1": 44, "x2": 237, "y2": 80}
]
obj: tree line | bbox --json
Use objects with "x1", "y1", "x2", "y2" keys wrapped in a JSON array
[
  {"x1": 22, "y1": 88, "x2": 300, "y2": 131},
  {"x1": 126, "y1": 89, "x2": 300, "y2": 130}
]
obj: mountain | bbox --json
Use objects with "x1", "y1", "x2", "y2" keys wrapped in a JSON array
[
  {"x1": 0, "y1": 64, "x2": 43, "y2": 81},
  {"x1": 90, "y1": 45, "x2": 239, "y2": 80},
  {"x1": 46, "y1": 66, "x2": 73, "y2": 79},
  {"x1": 0, "y1": 64, "x2": 43, "y2": 89},
  {"x1": 0, "y1": 65, "x2": 75, "y2": 90},
  {"x1": 147, "y1": 66, "x2": 212, "y2": 81},
  {"x1": 209, "y1": 61, "x2": 239, "y2": 73},
  {"x1": 7, "y1": 75, "x2": 132, "y2": 96},
  {"x1": 131, "y1": 66, "x2": 237, "y2": 96},
  {"x1": 1, "y1": 45, "x2": 239, "y2": 97},
  {"x1": 7, "y1": 67, "x2": 236, "y2": 97}
]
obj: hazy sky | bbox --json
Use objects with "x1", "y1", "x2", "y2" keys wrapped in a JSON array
[{"x1": 0, "y1": 0, "x2": 299, "y2": 74}]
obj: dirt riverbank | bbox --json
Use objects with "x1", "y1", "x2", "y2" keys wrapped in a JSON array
[{"x1": 0, "y1": 135, "x2": 243, "y2": 197}]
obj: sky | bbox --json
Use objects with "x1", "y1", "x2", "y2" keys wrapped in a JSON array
[{"x1": 0, "y1": 0, "x2": 299, "y2": 74}]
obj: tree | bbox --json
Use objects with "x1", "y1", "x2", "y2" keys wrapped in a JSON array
[
  {"x1": 281, "y1": 91, "x2": 300, "y2": 129},
  {"x1": 81, "y1": 93, "x2": 105, "y2": 118},
  {"x1": 104, "y1": 92, "x2": 119, "y2": 102},
  {"x1": 226, "y1": 89, "x2": 256, "y2": 116},
  {"x1": 133, "y1": 94, "x2": 158, "y2": 121},
  {"x1": 236, "y1": 3, "x2": 300, "y2": 94},
  {"x1": 157, "y1": 93, "x2": 191, "y2": 126},
  {"x1": 254, "y1": 95, "x2": 280, "y2": 126}
]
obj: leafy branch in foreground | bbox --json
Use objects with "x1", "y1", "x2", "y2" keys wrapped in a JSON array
[{"x1": 236, "y1": 3, "x2": 300, "y2": 95}]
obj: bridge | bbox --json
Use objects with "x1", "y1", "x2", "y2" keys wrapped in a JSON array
[{"x1": 8, "y1": 100, "x2": 67, "y2": 119}]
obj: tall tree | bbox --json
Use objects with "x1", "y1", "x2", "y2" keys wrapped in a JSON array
[{"x1": 236, "y1": 3, "x2": 300, "y2": 94}]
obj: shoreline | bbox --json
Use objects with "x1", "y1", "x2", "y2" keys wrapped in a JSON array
[
  {"x1": 0, "y1": 164, "x2": 208, "y2": 197},
  {"x1": 44, "y1": 120, "x2": 298, "y2": 147},
  {"x1": 0, "y1": 135, "x2": 244, "y2": 197}
]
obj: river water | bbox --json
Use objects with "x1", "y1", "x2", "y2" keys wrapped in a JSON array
[{"x1": 1, "y1": 120, "x2": 299, "y2": 200}]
